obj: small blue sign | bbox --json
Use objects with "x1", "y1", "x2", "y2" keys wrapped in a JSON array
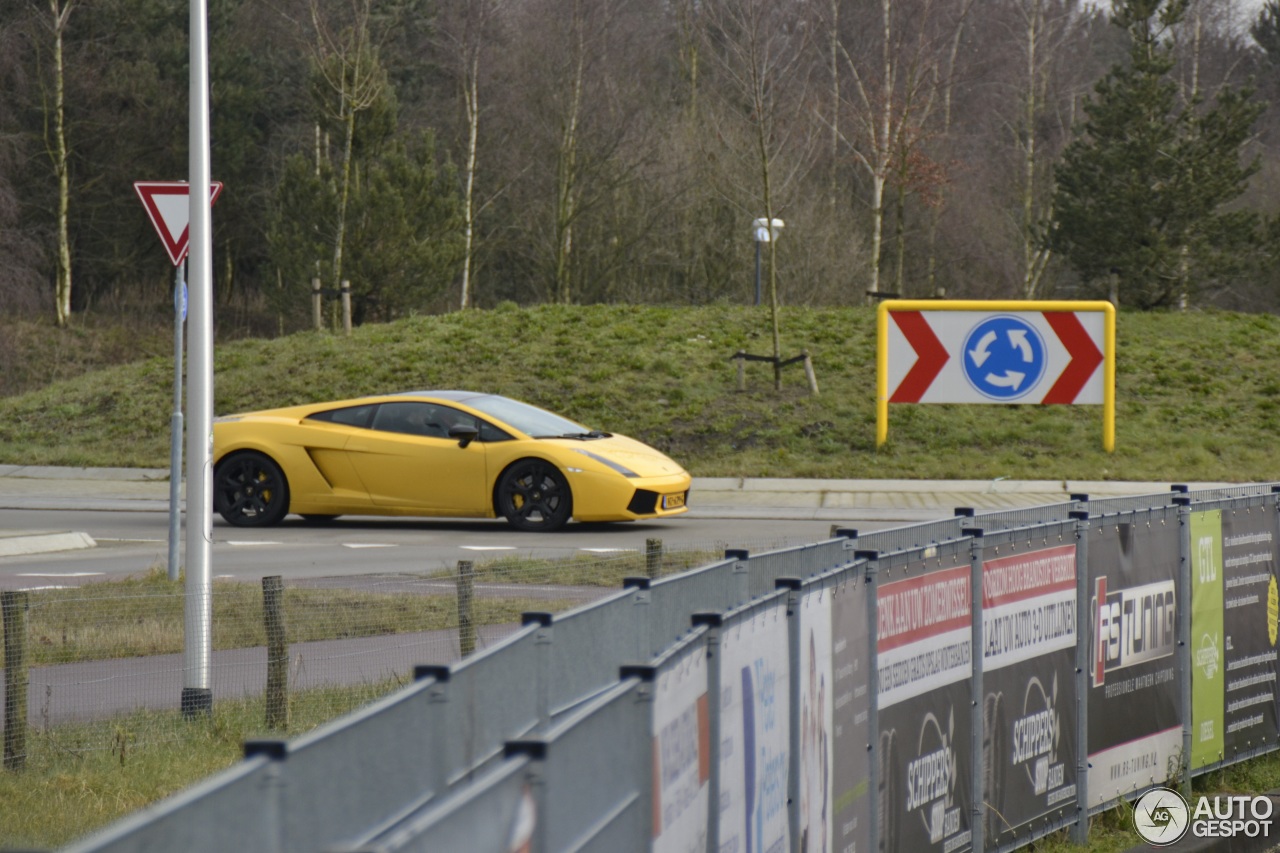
[{"x1": 962, "y1": 315, "x2": 1046, "y2": 400}]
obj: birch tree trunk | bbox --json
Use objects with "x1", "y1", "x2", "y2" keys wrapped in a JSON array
[{"x1": 48, "y1": 0, "x2": 74, "y2": 327}]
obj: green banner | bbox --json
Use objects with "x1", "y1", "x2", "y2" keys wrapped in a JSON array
[{"x1": 1190, "y1": 510, "x2": 1224, "y2": 770}]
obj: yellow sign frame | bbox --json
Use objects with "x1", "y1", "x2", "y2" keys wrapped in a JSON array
[{"x1": 875, "y1": 299, "x2": 1116, "y2": 452}]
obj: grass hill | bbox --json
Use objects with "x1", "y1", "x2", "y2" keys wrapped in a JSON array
[{"x1": 2, "y1": 303, "x2": 1279, "y2": 482}]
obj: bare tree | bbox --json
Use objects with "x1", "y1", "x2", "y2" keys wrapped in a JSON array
[
  {"x1": 702, "y1": 0, "x2": 816, "y2": 387},
  {"x1": 435, "y1": 0, "x2": 507, "y2": 310},
  {"x1": 1012, "y1": 0, "x2": 1082, "y2": 298},
  {"x1": 40, "y1": 0, "x2": 74, "y2": 326},
  {"x1": 308, "y1": 0, "x2": 389, "y2": 305},
  {"x1": 833, "y1": 0, "x2": 969, "y2": 301}
]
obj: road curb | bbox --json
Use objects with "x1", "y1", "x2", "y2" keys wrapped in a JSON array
[{"x1": 0, "y1": 530, "x2": 96, "y2": 557}]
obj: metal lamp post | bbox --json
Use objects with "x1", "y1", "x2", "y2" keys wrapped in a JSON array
[{"x1": 751, "y1": 217, "x2": 784, "y2": 306}]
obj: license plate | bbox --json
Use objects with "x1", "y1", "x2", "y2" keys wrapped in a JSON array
[{"x1": 662, "y1": 492, "x2": 686, "y2": 510}]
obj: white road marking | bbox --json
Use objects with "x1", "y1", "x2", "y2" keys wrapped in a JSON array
[
  {"x1": 578, "y1": 548, "x2": 635, "y2": 553},
  {"x1": 342, "y1": 543, "x2": 397, "y2": 549},
  {"x1": 18, "y1": 585, "x2": 77, "y2": 591},
  {"x1": 17, "y1": 572, "x2": 104, "y2": 577}
]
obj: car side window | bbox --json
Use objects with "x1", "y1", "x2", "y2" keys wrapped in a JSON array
[
  {"x1": 306, "y1": 404, "x2": 376, "y2": 428},
  {"x1": 478, "y1": 421, "x2": 513, "y2": 442},
  {"x1": 371, "y1": 402, "x2": 487, "y2": 439}
]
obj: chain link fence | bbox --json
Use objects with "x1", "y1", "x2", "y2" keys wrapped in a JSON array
[{"x1": 1, "y1": 532, "x2": 820, "y2": 771}]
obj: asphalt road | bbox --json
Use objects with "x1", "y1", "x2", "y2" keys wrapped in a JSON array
[
  {"x1": 0, "y1": 506, "x2": 872, "y2": 589},
  {"x1": 0, "y1": 466, "x2": 1205, "y2": 589}
]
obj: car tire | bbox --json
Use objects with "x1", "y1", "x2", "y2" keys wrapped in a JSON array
[
  {"x1": 496, "y1": 459, "x2": 572, "y2": 532},
  {"x1": 214, "y1": 451, "x2": 291, "y2": 527}
]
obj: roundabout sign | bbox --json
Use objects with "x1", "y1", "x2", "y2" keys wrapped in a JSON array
[
  {"x1": 962, "y1": 315, "x2": 1047, "y2": 401},
  {"x1": 876, "y1": 299, "x2": 1116, "y2": 450}
]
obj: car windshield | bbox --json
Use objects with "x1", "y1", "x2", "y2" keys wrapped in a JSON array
[{"x1": 464, "y1": 395, "x2": 597, "y2": 438}]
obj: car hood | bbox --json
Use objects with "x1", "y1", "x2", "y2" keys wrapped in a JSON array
[{"x1": 543, "y1": 433, "x2": 687, "y2": 479}]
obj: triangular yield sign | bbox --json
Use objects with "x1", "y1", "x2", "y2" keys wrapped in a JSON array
[{"x1": 133, "y1": 181, "x2": 223, "y2": 267}]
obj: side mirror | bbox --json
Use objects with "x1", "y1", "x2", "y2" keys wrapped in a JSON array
[{"x1": 448, "y1": 423, "x2": 480, "y2": 448}]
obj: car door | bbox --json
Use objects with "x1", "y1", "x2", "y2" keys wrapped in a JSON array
[{"x1": 342, "y1": 401, "x2": 489, "y2": 513}]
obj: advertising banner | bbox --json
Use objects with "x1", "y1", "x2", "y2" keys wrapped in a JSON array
[
  {"x1": 1220, "y1": 507, "x2": 1280, "y2": 755},
  {"x1": 877, "y1": 554, "x2": 973, "y2": 853},
  {"x1": 1190, "y1": 507, "x2": 1280, "y2": 770},
  {"x1": 720, "y1": 599, "x2": 791, "y2": 853},
  {"x1": 1087, "y1": 517, "x2": 1181, "y2": 803},
  {"x1": 799, "y1": 578, "x2": 872, "y2": 853},
  {"x1": 1191, "y1": 510, "x2": 1225, "y2": 770},
  {"x1": 980, "y1": 543, "x2": 1078, "y2": 847},
  {"x1": 652, "y1": 642, "x2": 710, "y2": 853}
]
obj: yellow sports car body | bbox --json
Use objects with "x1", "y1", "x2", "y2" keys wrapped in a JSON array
[{"x1": 212, "y1": 391, "x2": 691, "y2": 531}]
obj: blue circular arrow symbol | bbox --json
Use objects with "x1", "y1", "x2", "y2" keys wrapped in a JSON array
[{"x1": 962, "y1": 315, "x2": 1046, "y2": 400}]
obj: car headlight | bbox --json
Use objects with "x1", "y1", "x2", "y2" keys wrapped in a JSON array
[{"x1": 573, "y1": 449, "x2": 639, "y2": 478}]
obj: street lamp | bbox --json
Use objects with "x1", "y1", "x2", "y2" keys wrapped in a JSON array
[{"x1": 752, "y1": 217, "x2": 784, "y2": 306}]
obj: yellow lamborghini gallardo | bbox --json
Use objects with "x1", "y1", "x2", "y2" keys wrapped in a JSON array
[{"x1": 212, "y1": 391, "x2": 691, "y2": 531}]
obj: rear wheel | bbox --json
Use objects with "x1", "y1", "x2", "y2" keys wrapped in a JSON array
[
  {"x1": 214, "y1": 452, "x2": 290, "y2": 527},
  {"x1": 496, "y1": 460, "x2": 572, "y2": 531}
]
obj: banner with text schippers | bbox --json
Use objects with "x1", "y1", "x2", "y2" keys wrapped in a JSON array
[
  {"x1": 1189, "y1": 506, "x2": 1280, "y2": 772},
  {"x1": 979, "y1": 541, "x2": 1078, "y2": 849},
  {"x1": 798, "y1": 577, "x2": 872, "y2": 853},
  {"x1": 718, "y1": 598, "x2": 791, "y2": 853},
  {"x1": 651, "y1": 637, "x2": 710, "y2": 853},
  {"x1": 1087, "y1": 515, "x2": 1182, "y2": 805},
  {"x1": 876, "y1": 547, "x2": 973, "y2": 853}
]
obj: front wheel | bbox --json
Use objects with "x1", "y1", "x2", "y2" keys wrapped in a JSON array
[
  {"x1": 496, "y1": 460, "x2": 572, "y2": 532},
  {"x1": 214, "y1": 452, "x2": 290, "y2": 527}
]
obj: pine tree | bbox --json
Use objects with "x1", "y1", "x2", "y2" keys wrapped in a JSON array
[
  {"x1": 1253, "y1": 0, "x2": 1280, "y2": 66},
  {"x1": 1049, "y1": 0, "x2": 1263, "y2": 309}
]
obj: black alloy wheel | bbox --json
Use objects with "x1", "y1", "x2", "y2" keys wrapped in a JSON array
[
  {"x1": 213, "y1": 452, "x2": 291, "y2": 527},
  {"x1": 496, "y1": 460, "x2": 572, "y2": 531}
]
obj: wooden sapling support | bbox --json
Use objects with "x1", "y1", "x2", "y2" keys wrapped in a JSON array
[{"x1": 730, "y1": 350, "x2": 819, "y2": 395}]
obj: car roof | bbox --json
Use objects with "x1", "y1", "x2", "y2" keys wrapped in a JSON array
[{"x1": 398, "y1": 390, "x2": 487, "y2": 402}]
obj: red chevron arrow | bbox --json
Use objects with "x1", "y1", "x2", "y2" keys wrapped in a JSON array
[
  {"x1": 889, "y1": 311, "x2": 949, "y2": 403},
  {"x1": 1041, "y1": 312, "x2": 1103, "y2": 404}
]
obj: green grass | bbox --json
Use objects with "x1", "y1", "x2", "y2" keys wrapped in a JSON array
[
  {"x1": 4, "y1": 304, "x2": 1280, "y2": 481},
  {"x1": 22, "y1": 567, "x2": 573, "y2": 666},
  {"x1": 0, "y1": 680, "x2": 402, "y2": 850}
]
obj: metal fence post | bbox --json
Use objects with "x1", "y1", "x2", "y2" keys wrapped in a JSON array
[
  {"x1": 964, "y1": 528, "x2": 986, "y2": 853},
  {"x1": 1174, "y1": 494, "x2": 1193, "y2": 797},
  {"x1": 620, "y1": 662, "x2": 658, "y2": 848},
  {"x1": 856, "y1": 551, "x2": 880, "y2": 852},
  {"x1": 243, "y1": 739, "x2": 288, "y2": 853},
  {"x1": 624, "y1": 576, "x2": 652, "y2": 662},
  {"x1": 776, "y1": 577, "x2": 803, "y2": 848},
  {"x1": 727, "y1": 549, "x2": 750, "y2": 607},
  {"x1": 692, "y1": 612, "x2": 723, "y2": 853},
  {"x1": 524, "y1": 612, "x2": 554, "y2": 730},
  {"x1": 1069, "y1": 509, "x2": 1091, "y2": 846},
  {"x1": 503, "y1": 740, "x2": 548, "y2": 853}
]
